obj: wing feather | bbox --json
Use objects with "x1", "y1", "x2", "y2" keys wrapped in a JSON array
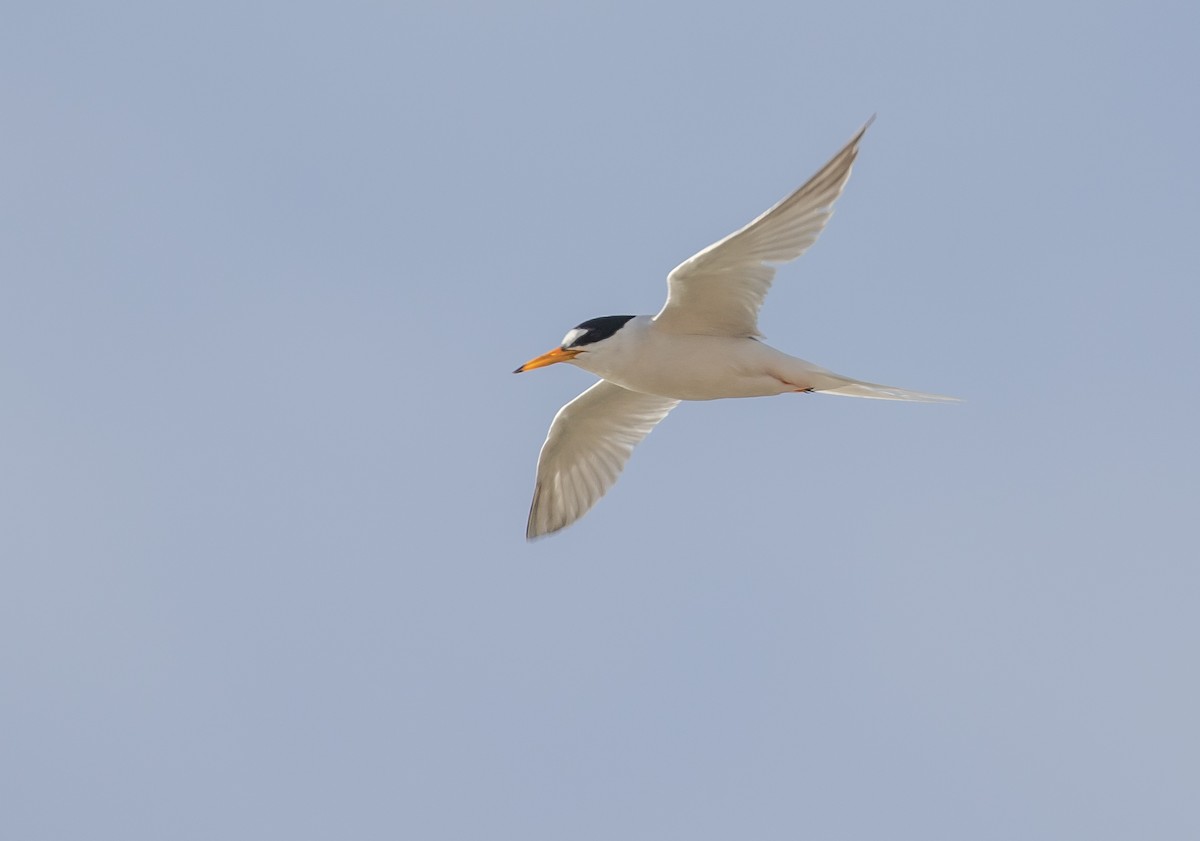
[
  {"x1": 526, "y1": 381, "x2": 679, "y2": 539},
  {"x1": 654, "y1": 118, "x2": 873, "y2": 337}
]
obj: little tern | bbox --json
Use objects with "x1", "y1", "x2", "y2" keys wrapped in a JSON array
[{"x1": 515, "y1": 119, "x2": 954, "y2": 539}]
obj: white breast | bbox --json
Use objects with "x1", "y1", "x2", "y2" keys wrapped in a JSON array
[{"x1": 571, "y1": 316, "x2": 820, "y2": 400}]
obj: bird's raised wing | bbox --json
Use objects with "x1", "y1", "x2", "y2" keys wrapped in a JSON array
[
  {"x1": 527, "y1": 380, "x2": 679, "y2": 540},
  {"x1": 654, "y1": 119, "x2": 872, "y2": 338}
]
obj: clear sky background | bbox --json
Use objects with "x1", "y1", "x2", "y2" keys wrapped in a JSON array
[{"x1": 2, "y1": 2, "x2": 1197, "y2": 839}]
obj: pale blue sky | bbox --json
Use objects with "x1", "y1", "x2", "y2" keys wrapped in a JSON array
[{"x1": 2, "y1": 2, "x2": 1197, "y2": 839}]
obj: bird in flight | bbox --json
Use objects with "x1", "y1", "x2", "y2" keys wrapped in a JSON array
[{"x1": 515, "y1": 118, "x2": 954, "y2": 539}]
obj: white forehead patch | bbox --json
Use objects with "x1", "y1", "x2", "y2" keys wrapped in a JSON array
[{"x1": 561, "y1": 327, "x2": 588, "y2": 348}]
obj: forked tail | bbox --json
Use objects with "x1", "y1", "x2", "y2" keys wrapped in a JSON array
[{"x1": 809, "y1": 371, "x2": 959, "y2": 403}]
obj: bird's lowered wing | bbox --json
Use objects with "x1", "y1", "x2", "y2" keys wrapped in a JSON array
[
  {"x1": 654, "y1": 118, "x2": 872, "y2": 338},
  {"x1": 527, "y1": 381, "x2": 679, "y2": 540}
]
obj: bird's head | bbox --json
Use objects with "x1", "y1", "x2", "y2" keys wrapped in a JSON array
[{"x1": 513, "y1": 315, "x2": 636, "y2": 373}]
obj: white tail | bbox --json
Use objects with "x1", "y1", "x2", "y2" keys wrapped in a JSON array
[{"x1": 814, "y1": 374, "x2": 959, "y2": 403}]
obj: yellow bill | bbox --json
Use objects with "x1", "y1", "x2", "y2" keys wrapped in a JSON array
[{"x1": 513, "y1": 346, "x2": 581, "y2": 373}]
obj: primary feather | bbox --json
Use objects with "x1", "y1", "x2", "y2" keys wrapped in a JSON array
[
  {"x1": 654, "y1": 117, "x2": 872, "y2": 338},
  {"x1": 527, "y1": 381, "x2": 679, "y2": 539}
]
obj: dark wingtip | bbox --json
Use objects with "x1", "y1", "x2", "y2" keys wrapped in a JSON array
[{"x1": 852, "y1": 115, "x2": 876, "y2": 144}]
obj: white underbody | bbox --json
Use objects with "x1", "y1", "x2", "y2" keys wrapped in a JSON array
[{"x1": 568, "y1": 315, "x2": 897, "y2": 401}]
